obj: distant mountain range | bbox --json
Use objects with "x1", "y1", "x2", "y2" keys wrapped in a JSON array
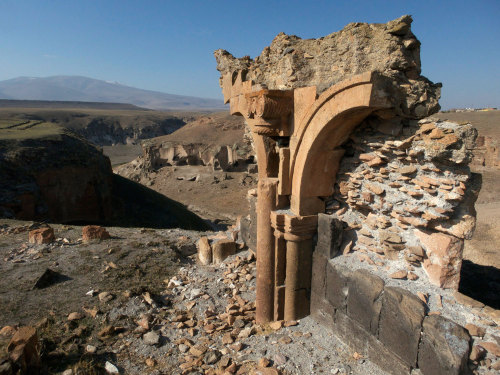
[{"x1": 0, "y1": 76, "x2": 225, "y2": 110}]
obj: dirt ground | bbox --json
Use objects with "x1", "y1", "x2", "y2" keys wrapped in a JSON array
[
  {"x1": 141, "y1": 166, "x2": 256, "y2": 226},
  {"x1": 0, "y1": 221, "x2": 388, "y2": 375}
]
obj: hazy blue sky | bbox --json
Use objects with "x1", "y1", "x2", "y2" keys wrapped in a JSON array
[{"x1": 0, "y1": 0, "x2": 498, "y2": 109}]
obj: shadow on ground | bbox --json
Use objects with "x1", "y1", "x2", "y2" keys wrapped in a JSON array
[{"x1": 459, "y1": 260, "x2": 500, "y2": 309}]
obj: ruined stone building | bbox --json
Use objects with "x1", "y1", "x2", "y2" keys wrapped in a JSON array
[{"x1": 212, "y1": 15, "x2": 482, "y2": 374}]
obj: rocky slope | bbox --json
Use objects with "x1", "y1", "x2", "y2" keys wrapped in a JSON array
[
  {"x1": 0, "y1": 122, "x2": 114, "y2": 223},
  {"x1": 116, "y1": 112, "x2": 254, "y2": 182}
]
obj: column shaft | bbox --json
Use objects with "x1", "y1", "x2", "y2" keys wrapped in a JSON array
[
  {"x1": 274, "y1": 234, "x2": 286, "y2": 321},
  {"x1": 284, "y1": 238, "x2": 313, "y2": 321},
  {"x1": 256, "y1": 178, "x2": 278, "y2": 323}
]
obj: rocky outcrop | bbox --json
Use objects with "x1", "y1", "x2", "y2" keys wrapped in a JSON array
[
  {"x1": 0, "y1": 126, "x2": 114, "y2": 223},
  {"x1": 116, "y1": 112, "x2": 257, "y2": 182},
  {"x1": 0, "y1": 124, "x2": 211, "y2": 230},
  {"x1": 215, "y1": 15, "x2": 441, "y2": 119},
  {"x1": 74, "y1": 117, "x2": 186, "y2": 146},
  {"x1": 141, "y1": 140, "x2": 254, "y2": 172}
]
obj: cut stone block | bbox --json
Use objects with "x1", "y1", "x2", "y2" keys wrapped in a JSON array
[
  {"x1": 347, "y1": 269, "x2": 385, "y2": 335},
  {"x1": 378, "y1": 286, "x2": 426, "y2": 367},
  {"x1": 82, "y1": 225, "x2": 110, "y2": 243},
  {"x1": 212, "y1": 239, "x2": 236, "y2": 264},
  {"x1": 325, "y1": 262, "x2": 350, "y2": 312},
  {"x1": 197, "y1": 237, "x2": 212, "y2": 265},
  {"x1": 418, "y1": 315, "x2": 471, "y2": 375},
  {"x1": 316, "y1": 213, "x2": 344, "y2": 258},
  {"x1": 28, "y1": 227, "x2": 55, "y2": 244},
  {"x1": 333, "y1": 310, "x2": 411, "y2": 375},
  {"x1": 311, "y1": 251, "x2": 328, "y2": 299}
]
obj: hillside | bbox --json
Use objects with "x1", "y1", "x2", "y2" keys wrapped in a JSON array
[
  {"x1": 0, "y1": 76, "x2": 226, "y2": 110},
  {"x1": 0, "y1": 119, "x2": 210, "y2": 230},
  {"x1": 0, "y1": 106, "x2": 203, "y2": 146}
]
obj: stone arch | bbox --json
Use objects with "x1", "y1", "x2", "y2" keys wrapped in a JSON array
[{"x1": 290, "y1": 72, "x2": 392, "y2": 215}]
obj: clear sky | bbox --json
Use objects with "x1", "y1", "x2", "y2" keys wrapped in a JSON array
[{"x1": 0, "y1": 0, "x2": 498, "y2": 109}]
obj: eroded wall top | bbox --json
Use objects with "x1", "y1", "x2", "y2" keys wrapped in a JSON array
[{"x1": 215, "y1": 15, "x2": 441, "y2": 119}]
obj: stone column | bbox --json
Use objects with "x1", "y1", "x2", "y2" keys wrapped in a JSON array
[
  {"x1": 256, "y1": 178, "x2": 278, "y2": 323},
  {"x1": 271, "y1": 212, "x2": 286, "y2": 321},
  {"x1": 282, "y1": 214, "x2": 318, "y2": 321}
]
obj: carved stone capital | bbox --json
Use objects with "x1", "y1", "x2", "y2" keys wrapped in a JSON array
[{"x1": 245, "y1": 89, "x2": 293, "y2": 136}]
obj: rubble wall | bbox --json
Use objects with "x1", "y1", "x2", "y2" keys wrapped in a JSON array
[{"x1": 324, "y1": 116, "x2": 480, "y2": 289}]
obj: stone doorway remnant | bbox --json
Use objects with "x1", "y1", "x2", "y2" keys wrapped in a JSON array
[{"x1": 215, "y1": 15, "x2": 443, "y2": 323}]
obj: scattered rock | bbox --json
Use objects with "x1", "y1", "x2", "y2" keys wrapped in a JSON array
[
  {"x1": 143, "y1": 331, "x2": 160, "y2": 346},
  {"x1": 7, "y1": 326, "x2": 40, "y2": 374},
  {"x1": 465, "y1": 323, "x2": 486, "y2": 338},
  {"x1": 82, "y1": 225, "x2": 110, "y2": 243},
  {"x1": 104, "y1": 361, "x2": 119, "y2": 374},
  {"x1": 28, "y1": 227, "x2": 55, "y2": 244},
  {"x1": 390, "y1": 270, "x2": 407, "y2": 279},
  {"x1": 67, "y1": 312, "x2": 83, "y2": 321}
]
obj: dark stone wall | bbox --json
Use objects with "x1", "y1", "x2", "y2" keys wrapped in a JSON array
[{"x1": 311, "y1": 214, "x2": 472, "y2": 375}]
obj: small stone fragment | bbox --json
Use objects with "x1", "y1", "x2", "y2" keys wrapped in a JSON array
[
  {"x1": 480, "y1": 341, "x2": 500, "y2": 357},
  {"x1": 390, "y1": 270, "x2": 407, "y2": 279},
  {"x1": 469, "y1": 345, "x2": 486, "y2": 361},
  {"x1": 67, "y1": 312, "x2": 82, "y2": 321},
  {"x1": 143, "y1": 331, "x2": 160, "y2": 346},
  {"x1": 465, "y1": 323, "x2": 486, "y2": 338},
  {"x1": 407, "y1": 272, "x2": 418, "y2": 281},
  {"x1": 104, "y1": 361, "x2": 119, "y2": 374},
  {"x1": 259, "y1": 357, "x2": 271, "y2": 367}
]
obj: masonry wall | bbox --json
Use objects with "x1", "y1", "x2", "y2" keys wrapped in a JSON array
[
  {"x1": 311, "y1": 214, "x2": 472, "y2": 375},
  {"x1": 326, "y1": 116, "x2": 480, "y2": 289}
]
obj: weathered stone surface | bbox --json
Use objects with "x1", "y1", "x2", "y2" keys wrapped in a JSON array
[
  {"x1": 28, "y1": 227, "x2": 55, "y2": 244},
  {"x1": 378, "y1": 286, "x2": 426, "y2": 367},
  {"x1": 418, "y1": 315, "x2": 471, "y2": 375},
  {"x1": 415, "y1": 229, "x2": 463, "y2": 289},
  {"x1": 197, "y1": 237, "x2": 212, "y2": 265},
  {"x1": 82, "y1": 225, "x2": 110, "y2": 243},
  {"x1": 332, "y1": 310, "x2": 411, "y2": 375},
  {"x1": 347, "y1": 269, "x2": 384, "y2": 335},
  {"x1": 325, "y1": 263, "x2": 350, "y2": 312},
  {"x1": 0, "y1": 128, "x2": 114, "y2": 223},
  {"x1": 215, "y1": 15, "x2": 441, "y2": 119},
  {"x1": 316, "y1": 214, "x2": 343, "y2": 258},
  {"x1": 212, "y1": 239, "x2": 236, "y2": 264},
  {"x1": 311, "y1": 251, "x2": 328, "y2": 299},
  {"x1": 7, "y1": 327, "x2": 40, "y2": 374}
]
